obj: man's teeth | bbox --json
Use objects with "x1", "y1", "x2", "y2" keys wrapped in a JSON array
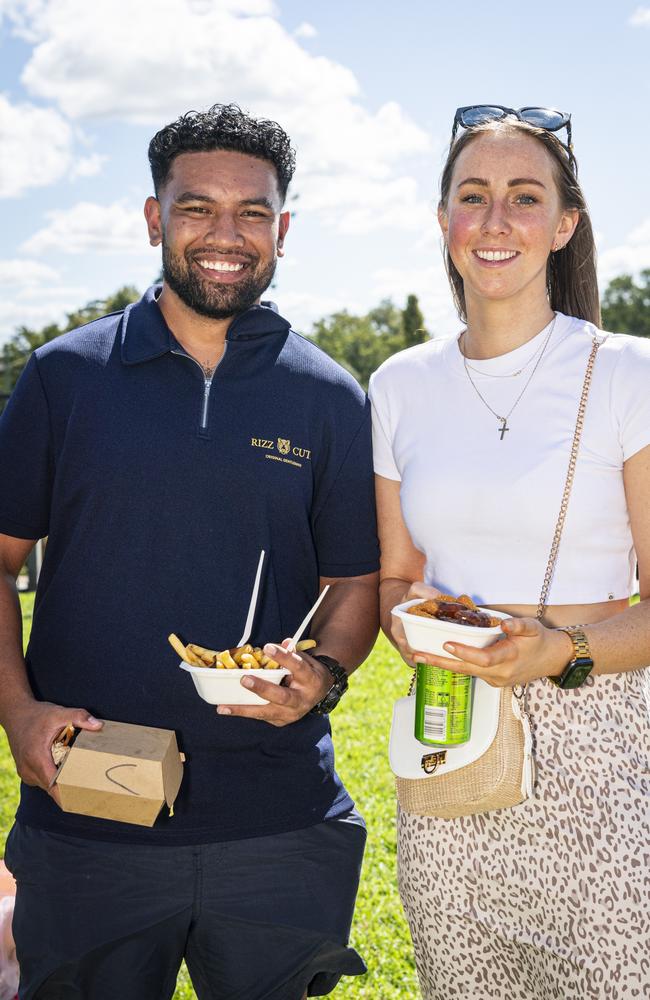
[
  {"x1": 198, "y1": 260, "x2": 244, "y2": 271},
  {"x1": 476, "y1": 250, "x2": 518, "y2": 261}
]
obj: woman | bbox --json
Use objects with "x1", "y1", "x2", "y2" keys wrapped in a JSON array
[{"x1": 369, "y1": 107, "x2": 650, "y2": 999}]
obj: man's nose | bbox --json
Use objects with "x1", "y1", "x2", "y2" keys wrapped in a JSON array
[{"x1": 203, "y1": 213, "x2": 245, "y2": 246}]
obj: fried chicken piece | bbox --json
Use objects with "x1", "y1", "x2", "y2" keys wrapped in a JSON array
[{"x1": 409, "y1": 605, "x2": 437, "y2": 619}]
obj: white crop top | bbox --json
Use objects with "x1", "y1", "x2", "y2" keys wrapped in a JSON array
[{"x1": 369, "y1": 313, "x2": 650, "y2": 605}]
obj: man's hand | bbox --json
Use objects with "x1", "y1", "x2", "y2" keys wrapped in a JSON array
[
  {"x1": 4, "y1": 701, "x2": 103, "y2": 805},
  {"x1": 215, "y1": 640, "x2": 333, "y2": 727}
]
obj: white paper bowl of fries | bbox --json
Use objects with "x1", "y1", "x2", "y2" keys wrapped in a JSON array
[
  {"x1": 392, "y1": 596, "x2": 509, "y2": 659},
  {"x1": 168, "y1": 635, "x2": 318, "y2": 705},
  {"x1": 180, "y1": 663, "x2": 290, "y2": 705}
]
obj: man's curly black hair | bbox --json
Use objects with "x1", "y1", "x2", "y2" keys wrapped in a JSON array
[{"x1": 148, "y1": 103, "x2": 296, "y2": 203}]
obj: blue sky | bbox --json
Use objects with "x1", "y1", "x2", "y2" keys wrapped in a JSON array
[{"x1": 1, "y1": 0, "x2": 649, "y2": 345}]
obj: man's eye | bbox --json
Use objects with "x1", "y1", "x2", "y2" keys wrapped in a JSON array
[
  {"x1": 185, "y1": 206, "x2": 209, "y2": 214},
  {"x1": 243, "y1": 210, "x2": 267, "y2": 218}
]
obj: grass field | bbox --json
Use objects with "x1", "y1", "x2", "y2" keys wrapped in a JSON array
[{"x1": 1, "y1": 593, "x2": 418, "y2": 999}]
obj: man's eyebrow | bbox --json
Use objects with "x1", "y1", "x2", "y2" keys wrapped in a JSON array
[
  {"x1": 240, "y1": 197, "x2": 275, "y2": 211},
  {"x1": 174, "y1": 193, "x2": 276, "y2": 210},
  {"x1": 456, "y1": 177, "x2": 546, "y2": 189},
  {"x1": 175, "y1": 192, "x2": 215, "y2": 204}
]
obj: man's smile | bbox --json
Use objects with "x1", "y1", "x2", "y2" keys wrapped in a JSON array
[{"x1": 193, "y1": 255, "x2": 254, "y2": 283}]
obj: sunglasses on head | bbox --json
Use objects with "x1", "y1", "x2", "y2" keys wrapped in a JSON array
[{"x1": 451, "y1": 105, "x2": 575, "y2": 172}]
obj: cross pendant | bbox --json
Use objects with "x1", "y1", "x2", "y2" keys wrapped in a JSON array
[{"x1": 498, "y1": 418, "x2": 509, "y2": 440}]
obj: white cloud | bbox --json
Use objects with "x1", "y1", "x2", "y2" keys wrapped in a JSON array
[
  {"x1": 0, "y1": 93, "x2": 76, "y2": 197},
  {"x1": 21, "y1": 200, "x2": 157, "y2": 255},
  {"x1": 71, "y1": 152, "x2": 106, "y2": 178},
  {"x1": 598, "y1": 216, "x2": 650, "y2": 284},
  {"x1": 294, "y1": 22, "x2": 317, "y2": 39},
  {"x1": 0, "y1": 258, "x2": 59, "y2": 285},
  {"x1": 0, "y1": 283, "x2": 90, "y2": 345},
  {"x1": 3, "y1": 0, "x2": 431, "y2": 233},
  {"x1": 629, "y1": 6, "x2": 650, "y2": 26},
  {"x1": 298, "y1": 174, "x2": 427, "y2": 235}
]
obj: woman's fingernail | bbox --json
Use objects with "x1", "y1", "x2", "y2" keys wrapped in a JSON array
[
  {"x1": 263, "y1": 643, "x2": 278, "y2": 656},
  {"x1": 216, "y1": 706, "x2": 231, "y2": 716},
  {"x1": 241, "y1": 677, "x2": 254, "y2": 688},
  {"x1": 443, "y1": 644, "x2": 456, "y2": 653}
]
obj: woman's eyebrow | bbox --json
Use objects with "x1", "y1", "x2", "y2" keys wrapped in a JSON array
[
  {"x1": 457, "y1": 177, "x2": 547, "y2": 189},
  {"x1": 508, "y1": 177, "x2": 547, "y2": 189}
]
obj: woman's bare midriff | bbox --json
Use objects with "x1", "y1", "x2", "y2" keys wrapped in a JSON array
[{"x1": 487, "y1": 598, "x2": 630, "y2": 628}]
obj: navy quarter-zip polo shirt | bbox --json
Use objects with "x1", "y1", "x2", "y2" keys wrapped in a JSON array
[{"x1": 0, "y1": 286, "x2": 379, "y2": 844}]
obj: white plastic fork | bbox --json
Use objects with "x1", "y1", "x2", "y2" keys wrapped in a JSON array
[
  {"x1": 286, "y1": 584, "x2": 330, "y2": 652},
  {"x1": 235, "y1": 549, "x2": 266, "y2": 647}
]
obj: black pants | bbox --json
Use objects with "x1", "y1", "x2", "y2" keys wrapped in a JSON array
[{"x1": 5, "y1": 816, "x2": 366, "y2": 1000}]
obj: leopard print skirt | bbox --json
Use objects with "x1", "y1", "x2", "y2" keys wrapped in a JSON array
[{"x1": 397, "y1": 668, "x2": 650, "y2": 1000}]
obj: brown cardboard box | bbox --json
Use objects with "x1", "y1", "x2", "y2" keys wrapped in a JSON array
[{"x1": 54, "y1": 720, "x2": 184, "y2": 827}]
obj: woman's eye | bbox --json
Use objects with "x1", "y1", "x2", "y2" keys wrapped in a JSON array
[
  {"x1": 516, "y1": 194, "x2": 538, "y2": 205},
  {"x1": 461, "y1": 194, "x2": 484, "y2": 204}
]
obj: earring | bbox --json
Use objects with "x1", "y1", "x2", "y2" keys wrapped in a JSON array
[{"x1": 552, "y1": 241, "x2": 564, "y2": 253}]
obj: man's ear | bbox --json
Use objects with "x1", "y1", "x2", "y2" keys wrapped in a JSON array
[
  {"x1": 277, "y1": 210, "x2": 290, "y2": 257},
  {"x1": 144, "y1": 196, "x2": 162, "y2": 247}
]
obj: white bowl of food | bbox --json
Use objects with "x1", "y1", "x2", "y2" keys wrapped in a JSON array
[
  {"x1": 391, "y1": 596, "x2": 509, "y2": 659},
  {"x1": 179, "y1": 663, "x2": 290, "y2": 705}
]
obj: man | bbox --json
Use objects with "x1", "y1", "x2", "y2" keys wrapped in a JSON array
[{"x1": 0, "y1": 104, "x2": 379, "y2": 1000}]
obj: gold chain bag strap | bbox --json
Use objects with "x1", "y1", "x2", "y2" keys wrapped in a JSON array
[{"x1": 393, "y1": 336, "x2": 602, "y2": 819}]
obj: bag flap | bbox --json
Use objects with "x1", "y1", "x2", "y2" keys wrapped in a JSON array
[{"x1": 389, "y1": 679, "x2": 501, "y2": 779}]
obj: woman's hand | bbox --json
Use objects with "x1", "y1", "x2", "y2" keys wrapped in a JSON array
[
  {"x1": 413, "y1": 616, "x2": 574, "y2": 688},
  {"x1": 390, "y1": 582, "x2": 442, "y2": 666}
]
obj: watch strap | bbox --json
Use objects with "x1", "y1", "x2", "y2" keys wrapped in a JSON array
[
  {"x1": 309, "y1": 654, "x2": 349, "y2": 715},
  {"x1": 549, "y1": 625, "x2": 594, "y2": 689}
]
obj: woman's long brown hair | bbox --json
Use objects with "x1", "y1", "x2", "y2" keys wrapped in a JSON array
[{"x1": 438, "y1": 119, "x2": 601, "y2": 327}]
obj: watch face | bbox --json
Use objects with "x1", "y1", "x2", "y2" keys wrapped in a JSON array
[
  {"x1": 561, "y1": 658, "x2": 593, "y2": 689},
  {"x1": 311, "y1": 685, "x2": 343, "y2": 715}
]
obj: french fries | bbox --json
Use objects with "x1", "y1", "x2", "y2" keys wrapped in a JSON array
[{"x1": 168, "y1": 634, "x2": 317, "y2": 670}]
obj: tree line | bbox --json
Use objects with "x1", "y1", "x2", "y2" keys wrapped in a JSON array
[{"x1": 1, "y1": 270, "x2": 649, "y2": 407}]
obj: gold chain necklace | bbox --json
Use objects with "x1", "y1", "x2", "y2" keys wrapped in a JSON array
[{"x1": 460, "y1": 314, "x2": 557, "y2": 440}]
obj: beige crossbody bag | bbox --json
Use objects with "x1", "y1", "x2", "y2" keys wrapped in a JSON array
[{"x1": 389, "y1": 336, "x2": 602, "y2": 819}]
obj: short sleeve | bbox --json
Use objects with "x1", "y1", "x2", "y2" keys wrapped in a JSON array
[
  {"x1": 610, "y1": 335, "x2": 650, "y2": 461},
  {"x1": 368, "y1": 370, "x2": 401, "y2": 481},
  {"x1": 312, "y1": 409, "x2": 379, "y2": 577},
  {"x1": 0, "y1": 354, "x2": 53, "y2": 538}
]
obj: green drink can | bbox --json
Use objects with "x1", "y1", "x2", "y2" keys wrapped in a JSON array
[{"x1": 414, "y1": 663, "x2": 474, "y2": 746}]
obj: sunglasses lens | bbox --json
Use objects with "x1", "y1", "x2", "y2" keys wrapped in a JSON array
[
  {"x1": 520, "y1": 108, "x2": 566, "y2": 130},
  {"x1": 460, "y1": 106, "x2": 506, "y2": 127}
]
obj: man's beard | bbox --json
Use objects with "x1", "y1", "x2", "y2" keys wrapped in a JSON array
[{"x1": 161, "y1": 243, "x2": 277, "y2": 320}]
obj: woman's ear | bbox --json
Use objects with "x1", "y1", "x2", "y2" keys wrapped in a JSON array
[
  {"x1": 554, "y1": 207, "x2": 580, "y2": 251},
  {"x1": 437, "y1": 202, "x2": 449, "y2": 242}
]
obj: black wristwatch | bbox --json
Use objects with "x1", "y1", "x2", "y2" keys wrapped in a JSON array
[
  {"x1": 310, "y1": 654, "x2": 349, "y2": 715},
  {"x1": 549, "y1": 625, "x2": 594, "y2": 689}
]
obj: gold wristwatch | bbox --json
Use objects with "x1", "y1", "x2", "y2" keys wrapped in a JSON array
[{"x1": 549, "y1": 625, "x2": 594, "y2": 689}]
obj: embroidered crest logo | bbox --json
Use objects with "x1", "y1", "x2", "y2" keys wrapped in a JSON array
[{"x1": 277, "y1": 438, "x2": 290, "y2": 455}]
